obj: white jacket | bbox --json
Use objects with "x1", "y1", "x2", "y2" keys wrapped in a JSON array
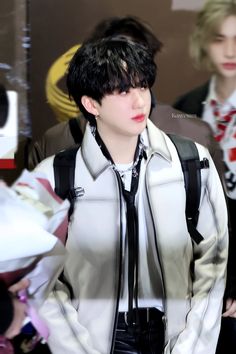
[{"x1": 35, "y1": 120, "x2": 228, "y2": 354}]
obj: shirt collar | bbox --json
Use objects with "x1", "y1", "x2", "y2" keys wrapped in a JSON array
[{"x1": 205, "y1": 76, "x2": 236, "y2": 109}]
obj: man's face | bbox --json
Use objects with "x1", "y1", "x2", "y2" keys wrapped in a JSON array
[
  {"x1": 94, "y1": 87, "x2": 151, "y2": 140},
  {"x1": 207, "y1": 15, "x2": 236, "y2": 80}
]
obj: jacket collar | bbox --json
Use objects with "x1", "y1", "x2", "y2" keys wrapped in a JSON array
[
  {"x1": 81, "y1": 119, "x2": 172, "y2": 179},
  {"x1": 81, "y1": 123, "x2": 110, "y2": 179},
  {"x1": 146, "y1": 119, "x2": 171, "y2": 162}
]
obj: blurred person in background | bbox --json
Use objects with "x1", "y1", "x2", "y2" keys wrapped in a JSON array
[{"x1": 173, "y1": 1, "x2": 236, "y2": 353}]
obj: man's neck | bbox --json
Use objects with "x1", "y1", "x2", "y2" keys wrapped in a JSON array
[
  {"x1": 215, "y1": 75, "x2": 236, "y2": 102},
  {"x1": 97, "y1": 129, "x2": 139, "y2": 164}
]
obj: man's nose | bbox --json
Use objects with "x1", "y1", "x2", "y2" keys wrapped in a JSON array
[
  {"x1": 224, "y1": 39, "x2": 236, "y2": 58},
  {"x1": 132, "y1": 89, "x2": 145, "y2": 108}
]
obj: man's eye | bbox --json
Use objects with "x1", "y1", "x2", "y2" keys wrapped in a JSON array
[{"x1": 212, "y1": 35, "x2": 224, "y2": 43}]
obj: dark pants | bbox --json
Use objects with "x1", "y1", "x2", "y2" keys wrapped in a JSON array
[
  {"x1": 114, "y1": 308, "x2": 164, "y2": 354},
  {"x1": 216, "y1": 317, "x2": 236, "y2": 354}
]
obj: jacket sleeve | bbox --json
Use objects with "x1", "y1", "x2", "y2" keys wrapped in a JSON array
[
  {"x1": 171, "y1": 147, "x2": 228, "y2": 354},
  {"x1": 38, "y1": 283, "x2": 100, "y2": 354}
]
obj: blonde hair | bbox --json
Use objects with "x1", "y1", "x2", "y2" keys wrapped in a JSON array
[{"x1": 190, "y1": 0, "x2": 236, "y2": 69}]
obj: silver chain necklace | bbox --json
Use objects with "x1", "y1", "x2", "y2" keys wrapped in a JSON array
[
  {"x1": 110, "y1": 140, "x2": 145, "y2": 178},
  {"x1": 91, "y1": 124, "x2": 145, "y2": 178}
]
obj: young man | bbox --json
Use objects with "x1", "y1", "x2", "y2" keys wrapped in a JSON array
[
  {"x1": 173, "y1": 1, "x2": 236, "y2": 352},
  {"x1": 28, "y1": 16, "x2": 222, "y2": 177},
  {"x1": 35, "y1": 37, "x2": 228, "y2": 354}
]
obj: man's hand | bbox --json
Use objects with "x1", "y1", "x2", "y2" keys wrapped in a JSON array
[
  {"x1": 4, "y1": 279, "x2": 30, "y2": 339},
  {"x1": 222, "y1": 297, "x2": 236, "y2": 318},
  {"x1": 8, "y1": 278, "x2": 30, "y2": 294}
]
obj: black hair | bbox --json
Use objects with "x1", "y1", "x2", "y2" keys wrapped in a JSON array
[
  {"x1": 67, "y1": 36, "x2": 157, "y2": 123},
  {"x1": 84, "y1": 15, "x2": 163, "y2": 58}
]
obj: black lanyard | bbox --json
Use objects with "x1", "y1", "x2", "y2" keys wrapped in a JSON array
[
  {"x1": 122, "y1": 154, "x2": 143, "y2": 330},
  {"x1": 94, "y1": 128, "x2": 144, "y2": 330}
]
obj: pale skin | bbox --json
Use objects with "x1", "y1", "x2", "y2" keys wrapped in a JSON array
[
  {"x1": 81, "y1": 87, "x2": 151, "y2": 164},
  {"x1": 207, "y1": 15, "x2": 236, "y2": 102},
  {"x1": 4, "y1": 278, "x2": 30, "y2": 339},
  {"x1": 207, "y1": 15, "x2": 236, "y2": 318}
]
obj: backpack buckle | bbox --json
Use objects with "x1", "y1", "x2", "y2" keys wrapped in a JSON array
[
  {"x1": 200, "y1": 158, "x2": 209, "y2": 169},
  {"x1": 68, "y1": 187, "x2": 85, "y2": 201}
]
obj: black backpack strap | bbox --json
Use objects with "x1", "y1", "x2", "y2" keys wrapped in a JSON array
[
  {"x1": 168, "y1": 133, "x2": 209, "y2": 244},
  {"x1": 68, "y1": 117, "x2": 84, "y2": 144},
  {"x1": 53, "y1": 147, "x2": 82, "y2": 299},
  {"x1": 53, "y1": 146, "x2": 80, "y2": 219}
]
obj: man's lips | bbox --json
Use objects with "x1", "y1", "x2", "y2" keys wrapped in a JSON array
[
  {"x1": 222, "y1": 63, "x2": 236, "y2": 70},
  {"x1": 131, "y1": 114, "x2": 145, "y2": 122}
]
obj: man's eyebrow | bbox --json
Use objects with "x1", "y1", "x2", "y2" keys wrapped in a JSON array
[
  {"x1": 212, "y1": 32, "x2": 225, "y2": 38},
  {"x1": 213, "y1": 31, "x2": 224, "y2": 36}
]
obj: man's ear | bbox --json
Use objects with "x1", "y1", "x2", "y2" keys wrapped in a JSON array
[{"x1": 81, "y1": 96, "x2": 99, "y2": 116}]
